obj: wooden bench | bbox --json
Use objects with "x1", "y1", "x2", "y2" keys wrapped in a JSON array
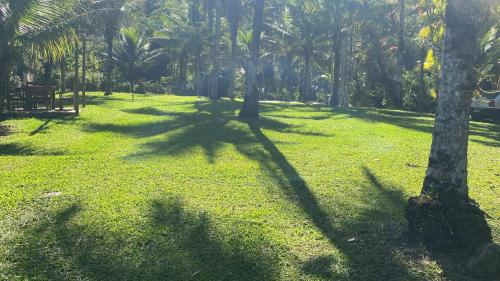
[{"x1": 23, "y1": 85, "x2": 56, "y2": 111}]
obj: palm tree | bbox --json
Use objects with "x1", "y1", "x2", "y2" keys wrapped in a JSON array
[
  {"x1": 155, "y1": 0, "x2": 205, "y2": 95},
  {"x1": 226, "y1": 0, "x2": 241, "y2": 100},
  {"x1": 102, "y1": 0, "x2": 124, "y2": 96},
  {"x1": 238, "y1": 0, "x2": 265, "y2": 119},
  {"x1": 113, "y1": 27, "x2": 163, "y2": 95},
  {"x1": 407, "y1": 0, "x2": 493, "y2": 252},
  {"x1": 0, "y1": 0, "x2": 84, "y2": 111}
]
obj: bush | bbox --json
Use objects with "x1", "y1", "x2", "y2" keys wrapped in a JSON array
[{"x1": 406, "y1": 192, "x2": 492, "y2": 253}]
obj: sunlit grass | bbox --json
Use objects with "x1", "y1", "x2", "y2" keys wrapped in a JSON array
[{"x1": 0, "y1": 92, "x2": 498, "y2": 280}]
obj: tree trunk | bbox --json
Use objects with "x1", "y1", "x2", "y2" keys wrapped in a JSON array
[
  {"x1": 302, "y1": 53, "x2": 311, "y2": 103},
  {"x1": 422, "y1": 0, "x2": 487, "y2": 197},
  {"x1": 209, "y1": 1, "x2": 221, "y2": 100},
  {"x1": 238, "y1": 0, "x2": 264, "y2": 119},
  {"x1": 179, "y1": 48, "x2": 188, "y2": 94},
  {"x1": 0, "y1": 39, "x2": 9, "y2": 112},
  {"x1": 60, "y1": 56, "x2": 66, "y2": 110},
  {"x1": 104, "y1": 30, "x2": 114, "y2": 96},
  {"x1": 43, "y1": 59, "x2": 53, "y2": 84},
  {"x1": 44, "y1": 58, "x2": 56, "y2": 109},
  {"x1": 371, "y1": 29, "x2": 397, "y2": 108},
  {"x1": 0, "y1": 60, "x2": 9, "y2": 113},
  {"x1": 418, "y1": 47, "x2": 426, "y2": 111},
  {"x1": 330, "y1": 29, "x2": 341, "y2": 107},
  {"x1": 81, "y1": 34, "x2": 87, "y2": 108},
  {"x1": 228, "y1": 0, "x2": 241, "y2": 100},
  {"x1": 338, "y1": 31, "x2": 349, "y2": 107},
  {"x1": 194, "y1": 50, "x2": 201, "y2": 96},
  {"x1": 73, "y1": 39, "x2": 80, "y2": 116},
  {"x1": 394, "y1": 0, "x2": 405, "y2": 108}
]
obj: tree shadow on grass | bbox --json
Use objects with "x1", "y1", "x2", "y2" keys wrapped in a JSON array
[
  {"x1": 236, "y1": 120, "x2": 424, "y2": 280},
  {"x1": 84, "y1": 100, "x2": 331, "y2": 163},
  {"x1": 338, "y1": 107, "x2": 500, "y2": 148},
  {"x1": 3, "y1": 198, "x2": 279, "y2": 281},
  {"x1": 0, "y1": 143, "x2": 65, "y2": 156},
  {"x1": 28, "y1": 116, "x2": 76, "y2": 136},
  {"x1": 258, "y1": 103, "x2": 499, "y2": 148},
  {"x1": 0, "y1": 124, "x2": 14, "y2": 137}
]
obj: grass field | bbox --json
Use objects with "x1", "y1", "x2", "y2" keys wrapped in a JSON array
[{"x1": 0, "y1": 93, "x2": 498, "y2": 280}]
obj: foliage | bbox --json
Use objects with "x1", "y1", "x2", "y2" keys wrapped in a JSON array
[{"x1": 2, "y1": 0, "x2": 498, "y2": 111}]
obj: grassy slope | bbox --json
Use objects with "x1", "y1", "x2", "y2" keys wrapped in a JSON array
[{"x1": 0, "y1": 93, "x2": 498, "y2": 281}]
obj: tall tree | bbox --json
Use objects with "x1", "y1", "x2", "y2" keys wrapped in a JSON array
[
  {"x1": 394, "y1": 0, "x2": 405, "y2": 108},
  {"x1": 226, "y1": 0, "x2": 241, "y2": 100},
  {"x1": 113, "y1": 27, "x2": 164, "y2": 94},
  {"x1": 238, "y1": 0, "x2": 265, "y2": 119},
  {"x1": 407, "y1": 0, "x2": 493, "y2": 252},
  {"x1": 103, "y1": 0, "x2": 123, "y2": 96},
  {"x1": 337, "y1": 30, "x2": 349, "y2": 107},
  {"x1": 422, "y1": 0, "x2": 488, "y2": 196},
  {"x1": 81, "y1": 33, "x2": 87, "y2": 107},
  {"x1": 209, "y1": 0, "x2": 222, "y2": 100}
]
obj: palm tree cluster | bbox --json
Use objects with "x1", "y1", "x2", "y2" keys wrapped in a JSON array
[{"x1": 0, "y1": 0, "x2": 498, "y2": 117}]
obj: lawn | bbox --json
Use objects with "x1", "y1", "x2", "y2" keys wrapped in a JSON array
[{"x1": 0, "y1": 93, "x2": 498, "y2": 281}]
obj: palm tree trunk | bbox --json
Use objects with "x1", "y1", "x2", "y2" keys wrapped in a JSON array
[
  {"x1": 418, "y1": 47, "x2": 426, "y2": 111},
  {"x1": 238, "y1": 0, "x2": 264, "y2": 119},
  {"x1": 179, "y1": 48, "x2": 188, "y2": 94},
  {"x1": 394, "y1": 0, "x2": 405, "y2": 108},
  {"x1": 104, "y1": 31, "x2": 114, "y2": 96},
  {"x1": 194, "y1": 50, "x2": 201, "y2": 96},
  {"x1": 0, "y1": 41, "x2": 9, "y2": 112},
  {"x1": 209, "y1": 1, "x2": 221, "y2": 100},
  {"x1": 405, "y1": 0, "x2": 493, "y2": 254},
  {"x1": 0, "y1": 60, "x2": 9, "y2": 113},
  {"x1": 338, "y1": 31, "x2": 349, "y2": 107},
  {"x1": 330, "y1": 29, "x2": 341, "y2": 107},
  {"x1": 60, "y1": 56, "x2": 66, "y2": 110},
  {"x1": 303, "y1": 53, "x2": 311, "y2": 103},
  {"x1": 73, "y1": 39, "x2": 80, "y2": 116},
  {"x1": 227, "y1": 0, "x2": 241, "y2": 100},
  {"x1": 81, "y1": 34, "x2": 87, "y2": 108},
  {"x1": 421, "y1": 0, "x2": 485, "y2": 197}
]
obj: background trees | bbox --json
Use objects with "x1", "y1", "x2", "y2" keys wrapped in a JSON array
[{"x1": 0, "y1": 0, "x2": 498, "y2": 114}]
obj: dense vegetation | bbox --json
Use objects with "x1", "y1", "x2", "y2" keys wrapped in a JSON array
[
  {"x1": 1, "y1": 0, "x2": 498, "y2": 112},
  {"x1": 0, "y1": 93, "x2": 499, "y2": 280}
]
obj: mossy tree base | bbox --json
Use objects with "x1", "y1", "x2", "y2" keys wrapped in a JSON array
[{"x1": 406, "y1": 193, "x2": 492, "y2": 253}]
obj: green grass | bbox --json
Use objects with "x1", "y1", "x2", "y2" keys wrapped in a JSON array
[{"x1": 0, "y1": 92, "x2": 498, "y2": 281}]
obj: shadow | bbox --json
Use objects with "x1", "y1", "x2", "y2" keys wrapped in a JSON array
[
  {"x1": 258, "y1": 103, "x2": 499, "y2": 148},
  {"x1": 29, "y1": 120, "x2": 51, "y2": 136},
  {"x1": 236, "y1": 119, "x2": 420, "y2": 279},
  {"x1": 242, "y1": 120, "x2": 336, "y2": 240},
  {"x1": 4, "y1": 199, "x2": 279, "y2": 281},
  {"x1": 84, "y1": 101, "x2": 331, "y2": 163},
  {"x1": 28, "y1": 116, "x2": 76, "y2": 136},
  {"x1": 0, "y1": 124, "x2": 14, "y2": 136},
  {"x1": 301, "y1": 255, "x2": 342, "y2": 279},
  {"x1": 0, "y1": 143, "x2": 65, "y2": 156},
  {"x1": 339, "y1": 107, "x2": 500, "y2": 148}
]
